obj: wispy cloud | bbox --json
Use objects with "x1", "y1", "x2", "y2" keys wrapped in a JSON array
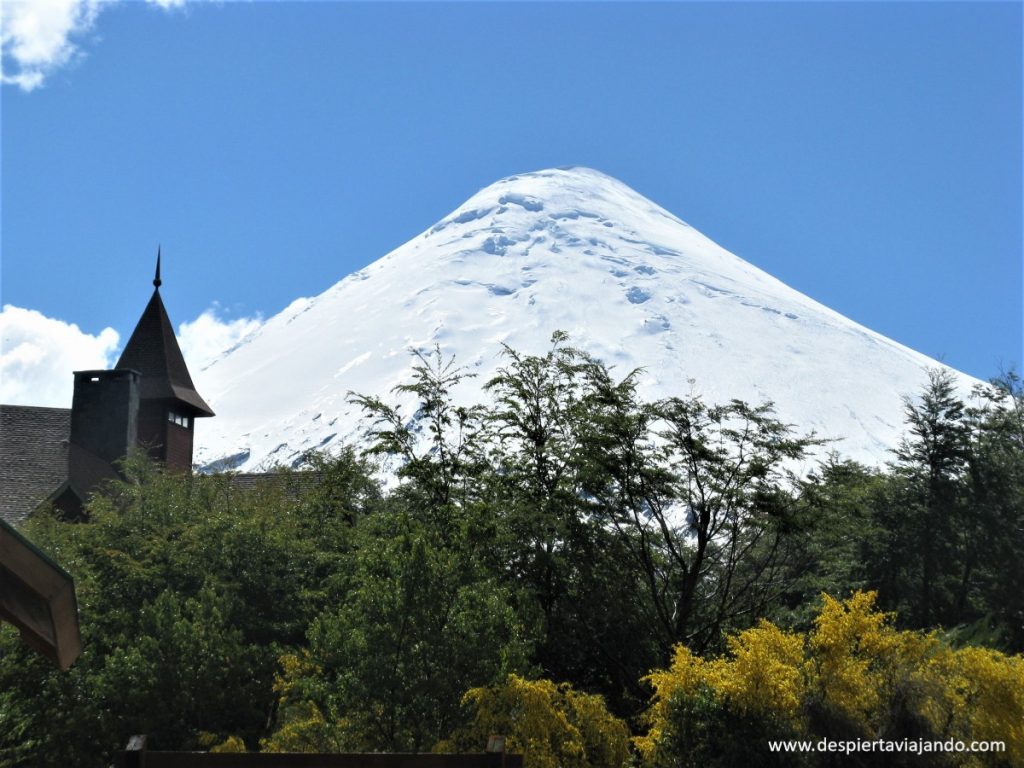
[
  {"x1": 0, "y1": 302, "x2": 262, "y2": 407},
  {"x1": 1, "y1": 0, "x2": 189, "y2": 92},
  {"x1": 178, "y1": 304, "x2": 263, "y2": 373},
  {"x1": 0, "y1": 305, "x2": 120, "y2": 406}
]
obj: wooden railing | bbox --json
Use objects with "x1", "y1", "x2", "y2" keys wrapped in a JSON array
[{"x1": 113, "y1": 736, "x2": 524, "y2": 768}]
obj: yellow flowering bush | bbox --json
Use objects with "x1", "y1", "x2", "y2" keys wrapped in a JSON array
[
  {"x1": 634, "y1": 645, "x2": 707, "y2": 759},
  {"x1": 923, "y1": 645, "x2": 1024, "y2": 766},
  {"x1": 636, "y1": 623, "x2": 808, "y2": 768},
  {"x1": 638, "y1": 592, "x2": 1024, "y2": 768},
  {"x1": 438, "y1": 674, "x2": 630, "y2": 768},
  {"x1": 807, "y1": 591, "x2": 936, "y2": 731},
  {"x1": 260, "y1": 652, "x2": 352, "y2": 753},
  {"x1": 197, "y1": 732, "x2": 247, "y2": 752},
  {"x1": 712, "y1": 619, "x2": 806, "y2": 721}
]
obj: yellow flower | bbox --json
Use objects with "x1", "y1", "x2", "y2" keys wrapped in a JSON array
[{"x1": 636, "y1": 592, "x2": 1024, "y2": 767}]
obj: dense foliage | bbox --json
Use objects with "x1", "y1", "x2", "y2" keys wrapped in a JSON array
[
  {"x1": 637, "y1": 592, "x2": 1024, "y2": 768},
  {"x1": 1, "y1": 336, "x2": 1021, "y2": 767},
  {"x1": 437, "y1": 675, "x2": 630, "y2": 768}
]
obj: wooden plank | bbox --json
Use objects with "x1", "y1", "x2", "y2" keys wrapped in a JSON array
[
  {"x1": 115, "y1": 752, "x2": 522, "y2": 768},
  {"x1": 0, "y1": 519, "x2": 82, "y2": 669}
]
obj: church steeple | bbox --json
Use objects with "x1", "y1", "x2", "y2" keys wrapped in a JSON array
[
  {"x1": 116, "y1": 251, "x2": 213, "y2": 417},
  {"x1": 113, "y1": 250, "x2": 213, "y2": 469}
]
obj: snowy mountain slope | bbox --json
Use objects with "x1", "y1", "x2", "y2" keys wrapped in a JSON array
[{"x1": 192, "y1": 167, "x2": 982, "y2": 473}]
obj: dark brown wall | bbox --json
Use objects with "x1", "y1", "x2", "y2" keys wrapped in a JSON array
[
  {"x1": 135, "y1": 401, "x2": 195, "y2": 470},
  {"x1": 70, "y1": 370, "x2": 139, "y2": 465},
  {"x1": 136, "y1": 400, "x2": 167, "y2": 462},
  {"x1": 164, "y1": 422, "x2": 194, "y2": 471}
]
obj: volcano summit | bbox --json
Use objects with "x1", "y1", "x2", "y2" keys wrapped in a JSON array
[{"x1": 193, "y1": 167, "x2": 980, "y2": 473}]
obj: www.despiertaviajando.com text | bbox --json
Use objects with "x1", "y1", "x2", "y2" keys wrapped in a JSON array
[{"x1": 768, "y1": 738, "x2": 1006, "y2": 757}]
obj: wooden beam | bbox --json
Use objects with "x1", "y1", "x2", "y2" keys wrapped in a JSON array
[
  {"x1": 0, "y1": 519, "x2": 82, "y2": 670},
  {"x1": 113, "y1": 743, "x2": 523, "y2": 768}
]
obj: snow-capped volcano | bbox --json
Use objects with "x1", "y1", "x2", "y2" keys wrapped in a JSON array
[{"x1": 193, "y1": 167, "x2": 980, "y2": 472}]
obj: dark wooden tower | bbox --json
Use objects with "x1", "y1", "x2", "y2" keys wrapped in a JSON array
[{"x1": 114, "y1": 252, "x2": 214, "y2": 470}]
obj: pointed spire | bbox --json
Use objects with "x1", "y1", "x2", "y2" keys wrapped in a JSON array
[{"x1": 116, "y1": 246, "x2": 214, "y2": 417}]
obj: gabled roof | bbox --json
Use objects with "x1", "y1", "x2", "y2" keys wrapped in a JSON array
[
  {"x1": 0, "y1": 406, "x2": 71, "y2": 526},
  {"x1": 0, "y1": 406, "x2": 119, "y2": 526},
  {"x1": 115, "y1": 287, "x2": 214, "y2": 417},
  {"x1": 228, "y1": 471, "x2": 321, "y2": 496}
]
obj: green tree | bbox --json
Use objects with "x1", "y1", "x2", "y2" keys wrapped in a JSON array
[
  {"x1": 870, "y1": 370, "x2": 972, "y2": 629},
  {"x1": 775, "y1": 456, "x2": 888, "y2": 626},
  {"x1": 481, "y1": 334, "x2": 659, "y2": 713},
  {"x1": 897, "y1": 369, "x2": 972, "y2": 626},
  {"x1": 962, "y1": 370, "x2": 1024, "y2": 648},
  {"x1": 350, "y1": 346, "x2": 487, "y2": 525},
  {"x1": 0, "y1": 450, "x2": 379, "y2": 766},
  {"x1": 482, "y1": 332, "x2": 592, "y2": 644},
  {"x1": 264, "y1": 510, "x2": 527, "y2": 752},
  {"x1": 578, "y1": 366, "x2": 816, "y2": 653}
]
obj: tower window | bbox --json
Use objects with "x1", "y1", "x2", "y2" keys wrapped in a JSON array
[{"x1": 167, "y1": 409, "x2": 191, "y2": 428}]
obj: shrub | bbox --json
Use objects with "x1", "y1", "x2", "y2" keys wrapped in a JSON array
[
  {"x1": 637, "y1": 592, "x2": 1024, "y2": 768},
  {"x1": 439, "y1": 674, "x2": 630, "y2": 768}
]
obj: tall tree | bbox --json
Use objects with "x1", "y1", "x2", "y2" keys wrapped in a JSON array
[
  {"x1": 963, "y1": 371, "x2": 1024, "y2": 648},
  {"x1": 577, "y1": 362, "x2": 816, "y2": 654},
  {"x1": 482, "y1": 334, "x2": 659, "y2": 712},
  {"x1": 888, "y1": 369, "x2": 972, "y2": 627},
  {"x1": 349, "y1": 346, "x2": 487, "y2": 534}
]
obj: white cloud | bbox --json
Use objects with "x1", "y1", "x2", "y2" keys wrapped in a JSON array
[
  {"x1": 178, "y1": 305, "x2": 263, "y2": 373},
  {"x1": 1, "y1": 0, "x2": 190, "y2": 91},
  {"x1": 0, "y1": 0, "x2": 100, "y2": 91},
  {"x1": 0, "y1": 304, "x2": 120, "y2": 406},
  {"x1": 0, "y1": 302, "x2": 260, "y2": 407}
]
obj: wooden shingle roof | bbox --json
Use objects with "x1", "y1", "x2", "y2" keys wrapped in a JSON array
[
  {"x1": 0, "y1": 406, "x2": 71, "y2": 526},
  {"x1": 227, "y1": 471, "x2": 321, "y2": 496},
  {"x1": 115, "y1": 287, "x2": 214, "y2": 417}
]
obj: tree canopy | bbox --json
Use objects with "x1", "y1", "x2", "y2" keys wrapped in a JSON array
[{"x1": 2, "y1": 338, "x2": 1021, "y2": 767}]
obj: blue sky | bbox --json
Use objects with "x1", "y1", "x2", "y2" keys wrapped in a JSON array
[{"x1": 1, "y1": 0, "x2": 1021, "y2": 404}]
